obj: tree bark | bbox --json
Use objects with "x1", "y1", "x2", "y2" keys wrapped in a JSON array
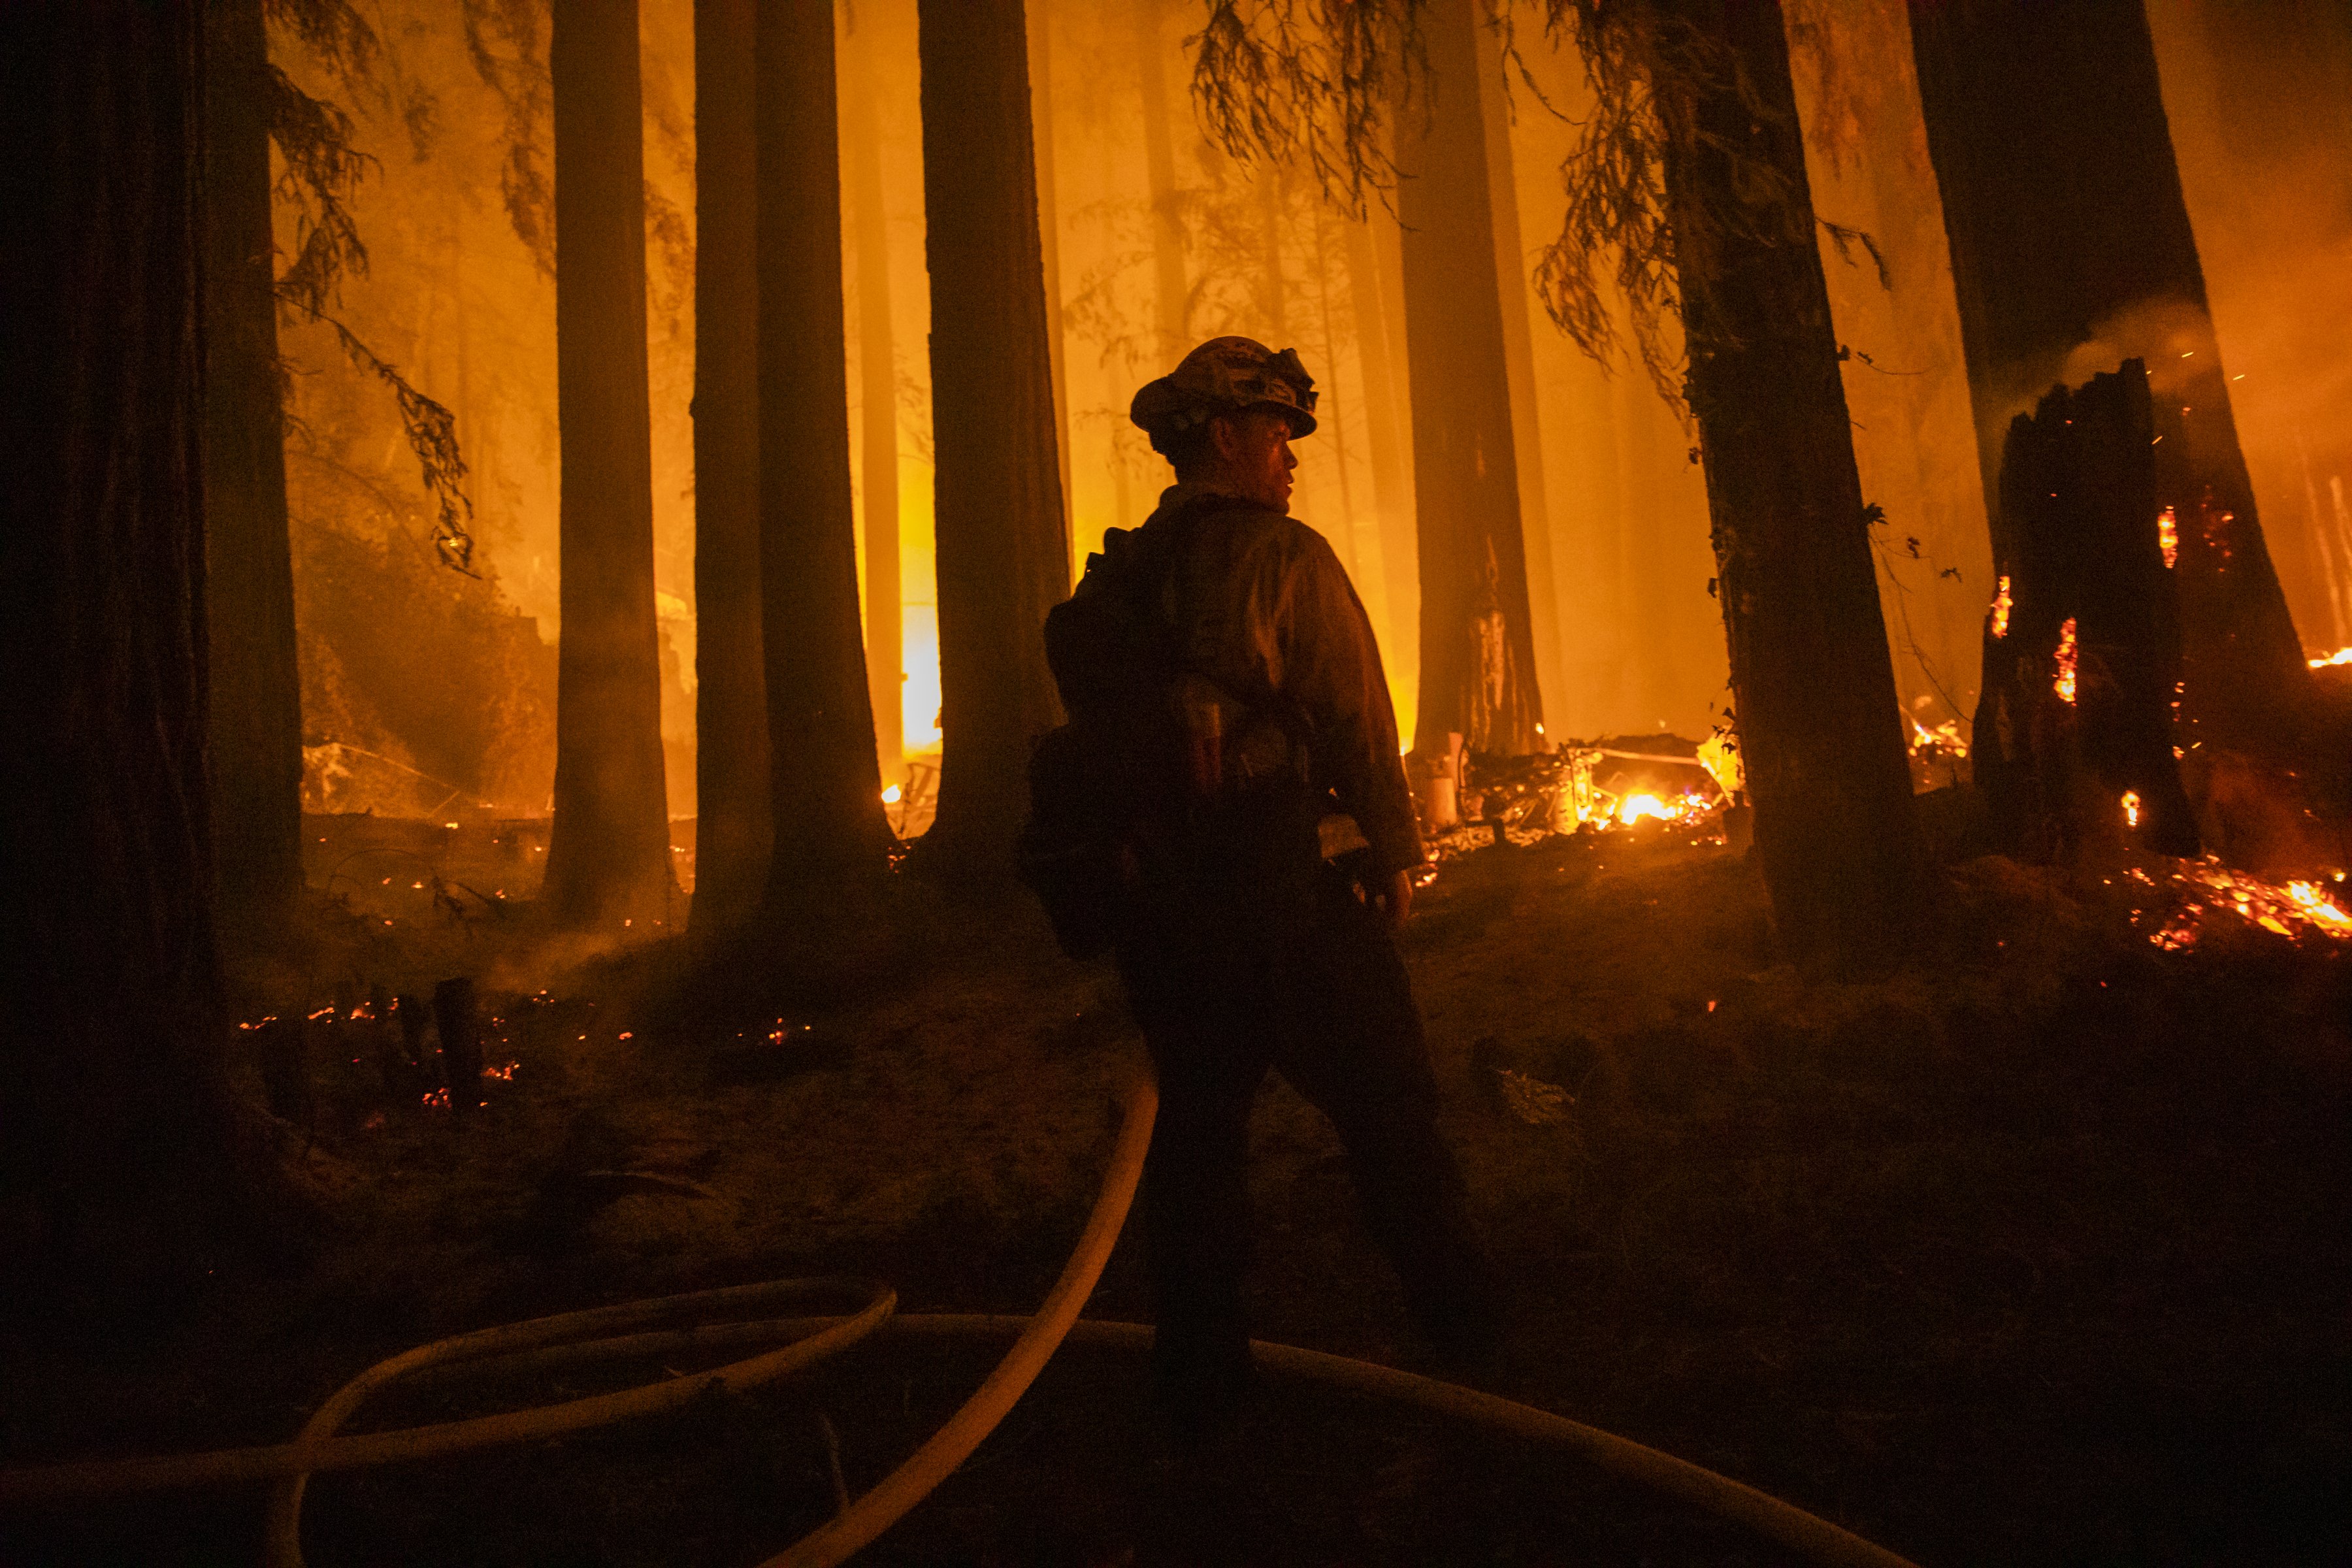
[
  {"x1": 1662, "y1": 0, "x2": 1925, "y2": 971},
  {"x1": 202, "y1": 0, "x2": 305, "y2": 951},
  {"x1": 690, "y1": 0, "x2": 771, "y2": 933},
  {"x1": 1028, "y1": 0, "x2": 1075, "y2": 547},
  {"x1": 543, "y1": 0, "x2": 675, "y2": 931},
  {"x1": 843, "y1": 8, "x2": 905, "y2": 780},
  {"x1": 1396, "y1": 0, "x2": 1544, "y2": 760},
  {"x1": 1342, "y1": 210, "x2": 1420, "y2": 696},
  {"x1": 2, "y1": 0, "x2": 255, "y2": 1278},
  {"x1": 915, "y1": 0, "x2": 1073, "y2": 883},
  {"x1": 1475, "y1": 37, "x2": 1565, "y2": 734},
  {"x1": 1134, "y1": 0, "x2": 1190, "y2": 360},
  {"x1": 1975, "y1": 360, "x2": 2199, "y2": 861},
  {"x1": 1906, "y1": 0, "x2": 2310, "y2": 750},
  {"x1": 757, "y1": 0, "x2": 893, "y2": 896}
]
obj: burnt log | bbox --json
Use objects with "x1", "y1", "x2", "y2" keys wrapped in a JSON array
[
  {"x1": 432, "y1": 977, "x2": 482, "y2": 1109},
  {"x1": 1974, "y1": 359, "x2": 2198, "y2": 860}
]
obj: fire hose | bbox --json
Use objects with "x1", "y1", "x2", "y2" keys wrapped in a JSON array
[{"x1": 1, "y1": 1077, "x2": 1919, "y2": 1568}]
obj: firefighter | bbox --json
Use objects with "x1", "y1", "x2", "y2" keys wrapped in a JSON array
[{"x1": 1052, "y1": 336, "x2": 1500, "y2": 1445}]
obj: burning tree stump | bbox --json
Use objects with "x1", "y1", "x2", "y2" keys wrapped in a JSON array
[
  {"x1": 433, "y1": 978, "x2": 483, "y2": 1111},
  {"x1": 1974, "y1": 359, "x2": 2199, "y2": 860}
]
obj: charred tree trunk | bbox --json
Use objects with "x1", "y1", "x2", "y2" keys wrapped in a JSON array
[
  {"x1": 843, "y1": 10, "x2": 906, "y2": 781},
  {"x1": 757, "y1": 0, "x2": 892, "y2": 896},
  {"x1": 1907, "y1": 0, "x2": 2310, "y2": 750},
  {"x1": 1134, "y1": 0, "x2": 1190, "y2": 360},
  {"x1": 1661, "y1": 0, "x2": 1925, "y2": 970},
  {"x1": 915, "y1": 0, "x2": 1072, "y2": 883},
  {"x1": 1397, "y1": 0, "x2": 1544, "y2": 762},
  {"x1": 690, "y1": 0, "x2": 771, "y2": 934},
  {"x1": 543, "y1": 0, "x2": 674, "y2": 931},
  {"x1": 3, "y1": 0, "x2": 259, "y2": 1280},
  {"x1": 203, "y1": 0, "x2": 304, "y2": 949},
  {"x1": 1028, "y1": 0, "x2": 1075, "y2": 545},
  {"x1": 1975, "y1": 359, "x2": 2199, "y2": 860},
  {"x1": 1343, "y1": 210, "x2": 1420, "y2": 690}
]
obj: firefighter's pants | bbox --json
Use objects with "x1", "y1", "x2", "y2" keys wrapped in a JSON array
[{"x1": 1117, "y1": 863, "x2": 1497, "y2": 1421}]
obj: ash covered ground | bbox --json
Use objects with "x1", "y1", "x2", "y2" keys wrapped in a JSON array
[{"x1": 7, "y1": 812, "x2": 2351, "y2": 1566}]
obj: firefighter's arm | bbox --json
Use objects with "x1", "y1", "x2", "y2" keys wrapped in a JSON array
[{"x1": 1272, "y1": 533, "x2": 1425, "y2": 880}]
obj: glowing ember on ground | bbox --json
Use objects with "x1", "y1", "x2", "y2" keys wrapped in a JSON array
[
  {"x1": 2121, "y1": 791, "x2": 2141, "y2": 828},
  {"x1": 2157, "y1": 506, "x2": 2179, "y2": 569},
  {"x1": 1909, "y1": 717, "x2": 1969, "y2": 759},
  {"x1": 2142, "y1": 858, "x2": 2352, "y2": 950},
  {"x1": 1989, "y1": 576, "x2": 2013, "y2": 639},
  {"x1": 2309, "y1": 647, "x2": 2352, "y2": 669},
  {"x1": 2053, "y1": 618, "x2": 2079, "y2": 704}
]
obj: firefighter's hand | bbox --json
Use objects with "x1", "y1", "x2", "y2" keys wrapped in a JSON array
[{"x1": 1376, "y1": 869, "x2": 1413, "y2": 928}]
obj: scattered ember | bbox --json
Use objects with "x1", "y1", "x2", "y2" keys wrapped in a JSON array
[
  {"x1": 2157, "y1": 506, "x2": 2179, "y2": 569},
  {"x1": 1908, "y1": 717, "x2": 1969, "y2": 760},
  {"x1": 481, "y1": 1060, "x2": 519, "y2": 1081},
  {"x1": 2053, "y1": 618, "x2": 2079, "y2": 704},
  {"x1": 421, "y1": 1087, "x2": 451, "y2": 1109},
  {"x1": 2142, "y1": 858, "x2": 2352, "y2": 951},
  {"x1": 1989, "y1": 576, "x2": 2012, "y2": 640}
]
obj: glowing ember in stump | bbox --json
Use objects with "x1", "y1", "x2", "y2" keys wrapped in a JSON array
[
  {"x1": 2053, "y1": 618, "x2": 2079, "y2": 704},
  {"x1": 2121, "y1": 791, "x2": 2141, "y2": 828},
  {"x1": 1989, "y1": 576, "x2": 2013, "y2": 639},
  {"x1": 2157, "y1": 506, "x2": 2179, "y2": 569}
]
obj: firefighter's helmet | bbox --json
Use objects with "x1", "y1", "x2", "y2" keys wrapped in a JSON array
[{"x1": 1130, "y1": 336, "x2": 1319, "y2": 441}]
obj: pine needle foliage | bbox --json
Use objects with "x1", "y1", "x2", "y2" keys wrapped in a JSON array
[
  {"x1": 459, "y1": 0, "x2": 555, "y2": 276},
  {"x1": 1192, "y1": 0, "x2": 1430, "y2": 218},
  {"x1": 1187, "y1": 0, "x2": 1835, "y2": 410},
  {"x1": 265, "y1": 0, "x2": 476, "y2": 569}
]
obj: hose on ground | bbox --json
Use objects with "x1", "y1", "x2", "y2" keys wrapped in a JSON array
[{"x1": 0, "y1": 1076, "x2": 1919, "y2": 1568}]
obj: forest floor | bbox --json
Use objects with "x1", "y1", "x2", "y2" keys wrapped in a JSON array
[{"x1": 6, "y1": 805, "x2": 2351, "y2": 1566}]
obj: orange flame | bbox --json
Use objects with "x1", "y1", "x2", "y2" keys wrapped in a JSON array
[{"x1": 2121, "y1": 790, "x2": 2142, "y2": 828}]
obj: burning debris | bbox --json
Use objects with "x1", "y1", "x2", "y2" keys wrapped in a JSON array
[
  {"x1": 2128, "y1": 858, "x2": 2352, "y2": 951},
  {"x1": 1418, "y1": 736, "x2": 1734, "y2": 860}
]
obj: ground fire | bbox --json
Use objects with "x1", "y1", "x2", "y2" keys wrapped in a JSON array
[{"x1": 8, "y1": 1, "x2": 2352, "y2": 1565}]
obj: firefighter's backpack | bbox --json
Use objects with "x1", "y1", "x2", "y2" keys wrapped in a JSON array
[{"x1": 1016, "y1": 521, "x2": 1193, "y2": 958}]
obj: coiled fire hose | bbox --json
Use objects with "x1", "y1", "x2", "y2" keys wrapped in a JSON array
[{"x1": 1, "y1": 1077, "x2": 1919, "y2": 1568}]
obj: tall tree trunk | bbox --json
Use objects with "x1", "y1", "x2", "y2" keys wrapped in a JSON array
[
  {"x1": 3, "y1": 0, "x2": 256, "y2": 1279},
  {"x1": 758, "y1": 0, "x2": 892, "y2": 896},
  {"x1": 844, "y1": 7, "x2": 905, "y2": 780},
  {"x1": 1028, "y1": 0, "x2": 1075, "y2": 549},
  {"x1": 690, "y1": 0, "x2": 770, "y2": 933},
  {"x1": 542, "y1": 0, "x2": 674, "y2": 930},
  {"x1": 1134, "y1": 0, "x2": 1190, "y2": 359},
  {"x1": 1397, "y1": 0, "x2": 1544, "y2": 760},
  {"x1": 1343, "y1": 210, "x2": 1420, "y2": 695},
  {"x1": 916, "y1": 0, "x2": 1072, "y2": 882},
  {"x1": 202, "y1": 0, "x2": 304, "y2": 951},
  {"x1": 1906, "y1": 0, "x2": 2310, "y2": 749},
  {"x1": 1475, "y1": 45, "x2": 1565, "y2": 740},
  {"x1": 1663, "y1": 0, "x2": 1924, "y2": 970}
]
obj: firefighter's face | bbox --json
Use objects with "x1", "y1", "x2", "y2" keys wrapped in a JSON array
[{"x1": 1211, "y1": 410, "x2": 1299, "y2": 514}]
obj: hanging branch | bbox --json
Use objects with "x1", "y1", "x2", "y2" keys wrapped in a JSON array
[
  {"x1": 264, "y1": 26, "x2": 476, "y2": 571},
  {"x1": 459, "y1": 0, "x2": 555, "y2": 275},
  {"x1": 1190, "y1": 0, "x2": 1431, "y2": 217}
]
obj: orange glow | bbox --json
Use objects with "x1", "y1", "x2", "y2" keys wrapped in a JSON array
[
  {"x1": 2156, "y1": 506, "x2": 2178, "y2": 569},
  {"x1": 1989, "y1": 576, "x2": 2012, "y2": 639},
  {"x1": 1617, "y1": 792, "x2": 1675, "y2": 825},
  {"x1": 2309, "y1": 647, "x2": 2352, "y2": 669},
  {"x1": 2053, "y1": 617, "x2": 2079, "y2": 704}
]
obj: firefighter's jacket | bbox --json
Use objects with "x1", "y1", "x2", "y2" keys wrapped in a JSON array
[{"x1": 1132, "y1": 482, "x2": 1424, "y2": 880}]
